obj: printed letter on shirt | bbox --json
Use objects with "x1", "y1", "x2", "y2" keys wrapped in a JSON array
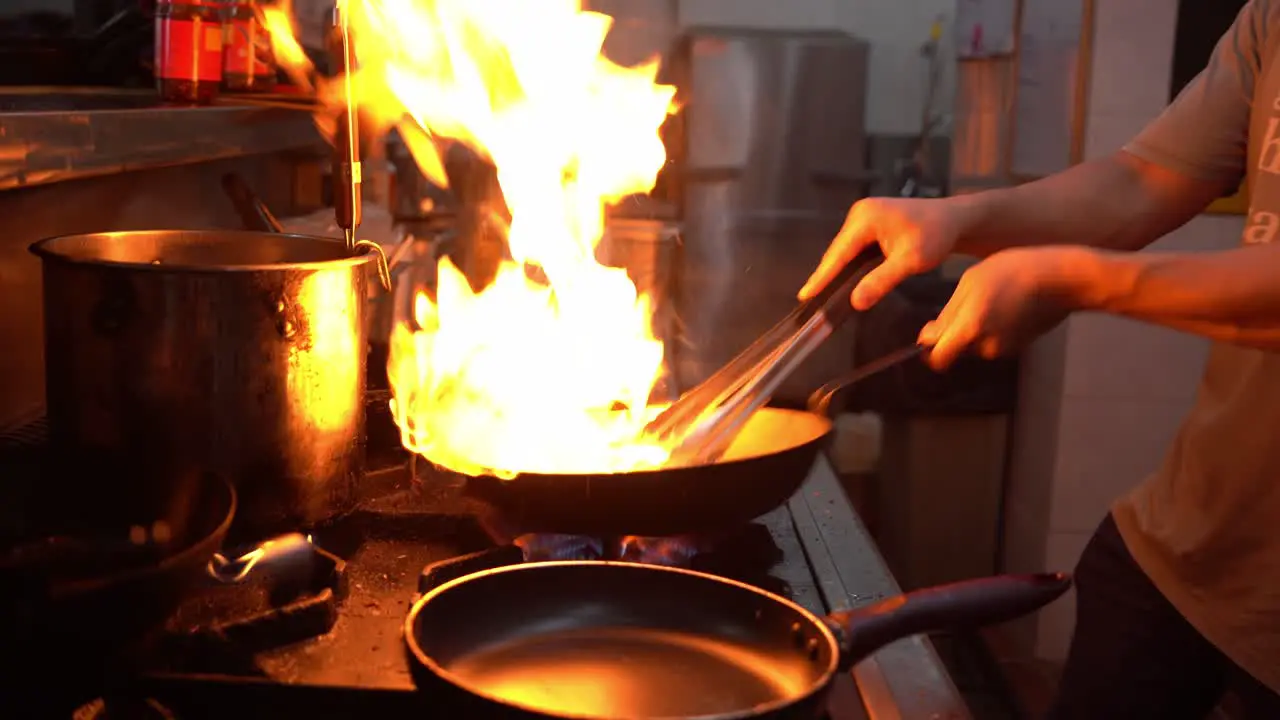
[{"x1": 1245, "y1": 210, "x2": 1280, "y2": 245}]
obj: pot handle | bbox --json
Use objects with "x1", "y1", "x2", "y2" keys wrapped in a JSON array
[{"x1": 826, "y1": 572, "x2": 1072, "y2": 671}]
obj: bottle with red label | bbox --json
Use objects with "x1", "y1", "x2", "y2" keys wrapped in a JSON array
[
  {"x1": 222, "y1": 1, "x2": 277, "y2": 92},
  {"x1": 155, "y1": 0, "x2": 225, "y2": 104}
]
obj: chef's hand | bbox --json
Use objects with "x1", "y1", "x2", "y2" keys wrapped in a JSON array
[
  {"x1": 919, "y1": 247, "x2": 1089, "y2": 370},
  {"x1": 799, "y1": 197, "x2": 972, "y2": 309}
]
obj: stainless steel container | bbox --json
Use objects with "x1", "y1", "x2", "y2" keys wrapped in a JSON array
[
  {"x1": 31, "y1": 230, "x2": 375, "y2": 542},
  {"x1": 667, "y1": 28, "x2": 871, "y2": 402}
]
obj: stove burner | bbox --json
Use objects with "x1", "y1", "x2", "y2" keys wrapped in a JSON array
[
  {"x1": 417, "y1": 523, "x2": 790, "y2": 597},
  {"x1": 515, "y1": 533, "x2": 603, "y2": 561},
  {"x1": 617, "y1": 534, "x2": 703, "y2": 566},
  {"x1": 159, "y1": 536, "x2": 347, "y2": 659}
]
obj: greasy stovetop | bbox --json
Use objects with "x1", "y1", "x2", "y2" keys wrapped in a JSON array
[
  {"x1": 139, "y1": 461, "x2": 804, "y2": 690},
  {"x1": 0, "y1": 398, "x2": 843, "y2": 718}
]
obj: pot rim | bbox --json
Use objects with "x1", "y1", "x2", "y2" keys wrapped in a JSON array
[{"x1": 29, "y1": 229, "x2": 380, "y2": 274}]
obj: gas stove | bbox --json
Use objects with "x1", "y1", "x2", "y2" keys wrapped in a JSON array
[{"x1": 0, "y1": 400, "x2": 875, "y2": 720}]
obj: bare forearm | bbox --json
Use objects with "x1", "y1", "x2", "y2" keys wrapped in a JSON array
[
  {"x1": 952, "y1": 153, "x2": 1225, "y2": 257},
  {"x1": 1070, "y1": 244, "x2": 1280, "y2": 350}
]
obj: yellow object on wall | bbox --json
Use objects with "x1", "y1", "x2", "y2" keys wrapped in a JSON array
[{"x1": 1208, "y1": 180, "x2": 1249, "y2": 215}]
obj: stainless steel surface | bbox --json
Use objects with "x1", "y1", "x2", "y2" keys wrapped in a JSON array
[
  {"x1": 33, "y1": 230, "x2": 374, "y2": 542},
  {"x1": 588, "y1": 0, "x2": 679, "y2": 69},
  {"x1": 669, "y1": 28, "x2": 870, "y2": 399},
  {"x1": 0, "y1": 89, "x2": 323, "y2": 191},
  {"x1": 792, "y1": 458, "x2": 971, "y2": 719}
]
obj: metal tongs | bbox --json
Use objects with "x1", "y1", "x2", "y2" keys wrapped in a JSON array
[
  {"x1": 332, "y1": 0, "x2": 391, "y2": 291},
  {"x1": 647, "y1": 247, "x2": 923, "y2": 467}
]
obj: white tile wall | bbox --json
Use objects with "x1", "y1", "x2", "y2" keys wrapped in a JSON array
[
  {"x1": 1061, "y1": 314, "x2": 1210, "y2": 401},
  {"x1": 1047, "y1": 394, "x2": 1195, "y2": 533},
  {"x1": 1085, "y1": 0, "x2": 1178, "y2": 119}
]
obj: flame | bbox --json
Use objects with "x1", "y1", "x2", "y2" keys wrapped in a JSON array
[
  {"x1": 260, "y1": 0, "x2": 313, "y2": 91},
  {"x1": 268, "y1": 0, "x2": 678, "y2": 477}
]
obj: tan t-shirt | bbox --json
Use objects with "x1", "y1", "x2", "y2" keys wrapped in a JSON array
[{"x1": 1114, "y1": 0, "x2": 1280, "y2": 692}]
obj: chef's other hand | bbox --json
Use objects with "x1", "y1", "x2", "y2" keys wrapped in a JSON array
[
  {"x1": 799, "y1": 197, "x2": 968, "y2": 310},
  {"x1": 918, "y1": 247, "x2": 1089, "y2": 370}
]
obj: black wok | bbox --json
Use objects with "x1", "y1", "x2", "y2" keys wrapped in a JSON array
[
  {"x1": 0, "y1": 470, "x2": 235, "y2": 710},
  {"x1": 463, "y1": 406, "x2": 837, "y2": 537},
  {"x1": 405, "y1": 561, "x2": 1071, "y2": 719},
  {"x1": 462, "y1": 248, "x2": 895, "y2": 537}
]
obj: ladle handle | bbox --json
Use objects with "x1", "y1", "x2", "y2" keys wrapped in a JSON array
[
  {"x1": 221, "y1": 173, "x2": 284, "y2": 234},
  {"x1": 806, "y1": 344, "x2": 927, "y2": 417}
]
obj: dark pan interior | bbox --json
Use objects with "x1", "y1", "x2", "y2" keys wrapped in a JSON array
[{"x1": 409, "y1": 562, "x2": 836, "y2": 719}]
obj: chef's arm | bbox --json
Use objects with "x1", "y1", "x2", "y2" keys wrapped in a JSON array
[
  {"x1": 1062, "y1": 243, "x2": 1280, "y2": 350},
  {"x1": 950, "y1": 151, "x2": 1228, "y2": 258}
]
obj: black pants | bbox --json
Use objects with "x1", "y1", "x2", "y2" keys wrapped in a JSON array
[{"x1": 1047, "y1": 515, "x2": 1280, "y2": 720}]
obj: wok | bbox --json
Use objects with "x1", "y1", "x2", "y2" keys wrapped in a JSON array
[
  {"x1": 462, "y1": 405, "x2": 841, "y2": 537},
  {"x1": 0, "y1": 470, "x2": 235, "y2": 711},
  {"x1": 405, "y1": 561, "x2": 1072, "y2": 719},
  {"x1": 461, "y1": 247, "x2": 905, "y2": 537}
]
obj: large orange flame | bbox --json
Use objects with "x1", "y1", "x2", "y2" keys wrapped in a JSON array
[{"x1": 268, "y1": 0, "x2": 678, "y2": 477}]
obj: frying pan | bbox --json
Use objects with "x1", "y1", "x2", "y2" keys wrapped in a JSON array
[
  {"x1": 460, "y1": 249, "x2": 906, "y2": 537},
  {"x1": 405, "y1": 562, "x2": 1071, "y2": 719},
  {"x1": 0, "y1": 470, "x2": 235, "y2": 711},
  {"x1": 462, "y1": 404, "x2": 848, "y2": 537}
]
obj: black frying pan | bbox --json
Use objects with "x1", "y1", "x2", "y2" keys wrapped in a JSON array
[
  {"x1": 461, "y1": 248, "x2": 900, "y2": 537},
  {"x1": 404, "y1": 562, "x2": 1071, "y2": 719},
  {"x1": 0, "y1": 470, "x2": 235, "y2": 711},
  {"x1": 462, "y1": 404, "x2": 841, "y2": 537}
]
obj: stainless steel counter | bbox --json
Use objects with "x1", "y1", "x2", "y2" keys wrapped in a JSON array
[
  {"x1": 0, "y1": 88, "x2": 321, "y2": 191},
  {"x1": 792, "y1": 458, "x2": 971, "y2": 720}
]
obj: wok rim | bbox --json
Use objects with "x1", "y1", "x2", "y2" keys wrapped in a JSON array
[
  {"x1": 44, "y1": 476, "x2": 236, "y2": 598},
  {"x1": 29, "y1": 230, "x2": 380, "y2": 274},
  {"x1": 403, "y1": 559, "x2": 840, "y2": 720},
  {"x1": 462, "y1": 407, "x2": 833, "y2": 481}
]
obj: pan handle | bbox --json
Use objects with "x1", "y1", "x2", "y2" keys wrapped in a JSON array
[{"x1": 825, "y1": 572, "x2": 1072, "y2": 671}]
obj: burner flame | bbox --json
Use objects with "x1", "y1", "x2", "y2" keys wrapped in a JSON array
[
  {"x1": 618, "y1": 535, "x2": 702, "y2": 567},
  {"x1": 512, "y1": 533, "x2": 703, "y2": 567},
  {"x1": 515, "y1": 534, "x2": 603, "y2": 562}
]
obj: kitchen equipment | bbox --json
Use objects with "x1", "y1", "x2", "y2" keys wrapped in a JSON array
[
  {"x1": 669, "y1": 28, "x2": 871, "y2": 401},
  {"x1": 0, "y1": 404, "x2": 967, "y2": 717},
  {"x1": 332, "y1": 0, "x2": 359, "y2": 252},
  {"x1": 404, "y1": 561, "x2": 1071, "y2": 719},
  {"x1": 0, "y1": 471, "x2": 235, "y2": 712},
  {"x1": 30, "y1": 229, "x2": 376, "y2": 542},
  {"x1": 459, "y1": 250, "x2": 926, "y2": 538}
]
